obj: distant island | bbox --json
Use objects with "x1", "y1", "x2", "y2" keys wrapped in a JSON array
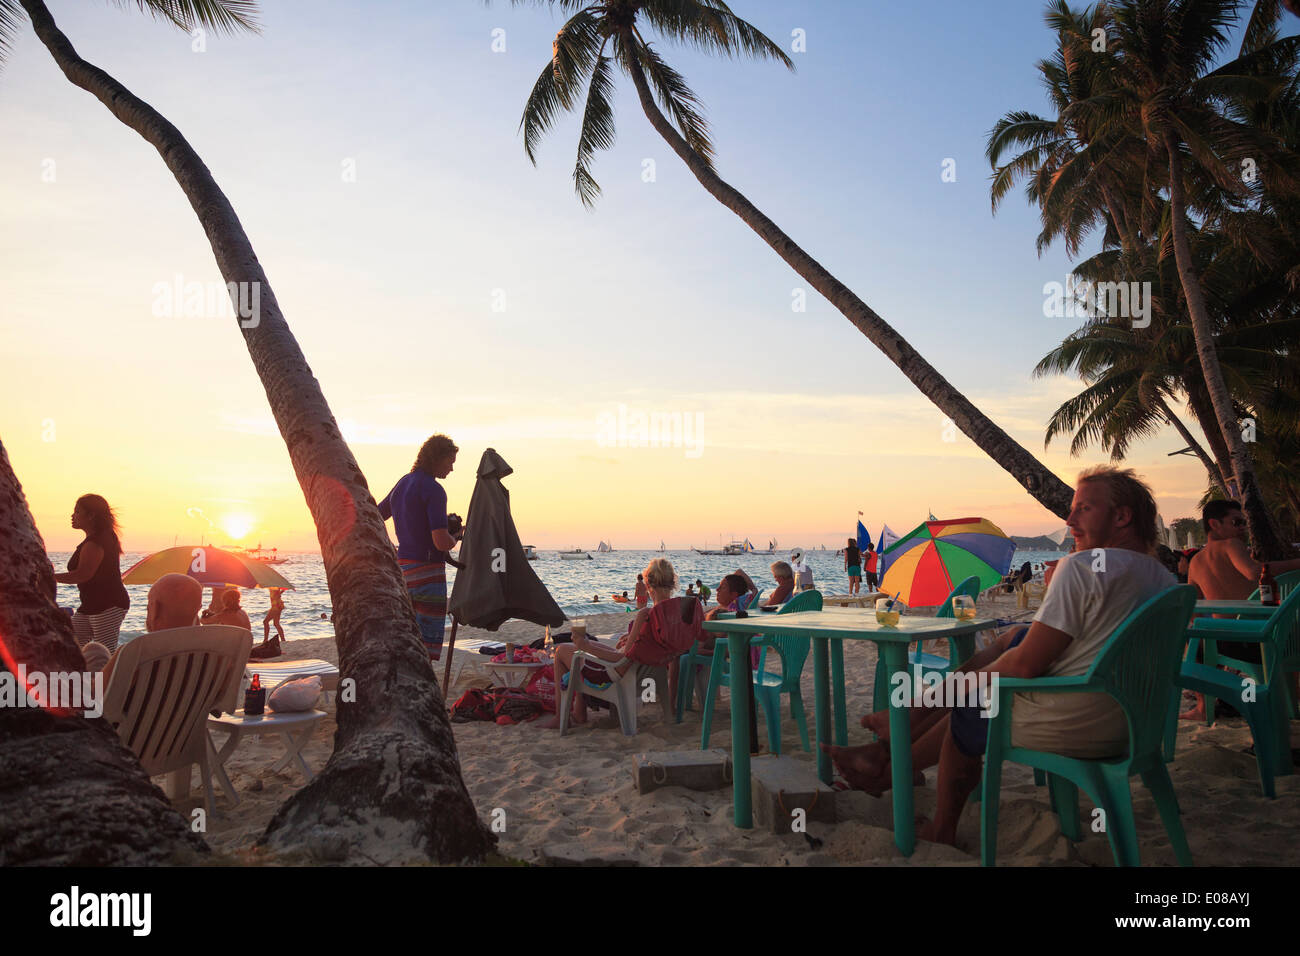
[{"x1": 1011, "y1": 535, "x2": 1072, "y2": 552}]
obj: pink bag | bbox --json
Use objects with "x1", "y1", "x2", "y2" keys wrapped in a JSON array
[{"x1": 526, "y1": 664, "x2": 557, "y2": 712}]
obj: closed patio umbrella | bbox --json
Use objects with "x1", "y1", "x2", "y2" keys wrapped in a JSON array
[{"x1": 444, "y1": 448, "x2": 565, "y2": 687}]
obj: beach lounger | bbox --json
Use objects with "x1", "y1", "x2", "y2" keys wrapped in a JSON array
[
  {"x1": 102, "y1": 624, "x2": 252, "y2": 815},
  {"x1": 246, "y1": 659, "x2": 339, "y2": 703}
]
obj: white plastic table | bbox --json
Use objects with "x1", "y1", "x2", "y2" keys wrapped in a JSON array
[{"x1": 206, "y1": 709, "x2": 326, "y2": 806}]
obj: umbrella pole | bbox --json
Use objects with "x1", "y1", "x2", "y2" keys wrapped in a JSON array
[{"x1": 441, "y1": 615, "x2": 459, "y2": 698}]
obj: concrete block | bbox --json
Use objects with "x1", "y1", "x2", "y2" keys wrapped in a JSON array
[
  {"x1": 751, "y1": 755, "x2": 837, "y2": 834},
  {"x1": 632, "y1": 749, "x2": 732, "y2": 793}
]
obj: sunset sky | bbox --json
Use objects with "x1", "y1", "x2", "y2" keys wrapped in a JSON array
[{"x1": 2, "y1": 0, "x2": 1213, "y2": 552}]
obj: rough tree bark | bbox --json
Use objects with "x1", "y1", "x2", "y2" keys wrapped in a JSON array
[
  {"x1": 20, "y1": 0, "x2": 493, "y2": 863},
  {"x1": 619, "y1": 31, "x2": 1076, "y2": 520},
  {"x1": 1165, "y1": 131, "x2": 1290, "y2": 557},
  {"x1": 0, "y1": 439, "x2": 208, "y2": 865}
]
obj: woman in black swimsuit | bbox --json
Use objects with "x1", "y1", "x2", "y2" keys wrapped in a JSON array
[{"x1": 53, "y1": 494, "x2": 130, "y2": 652}]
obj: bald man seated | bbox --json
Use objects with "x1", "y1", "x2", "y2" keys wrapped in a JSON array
[{"x1": 102, "y1": 573, "x2": 205, "y2": 684}]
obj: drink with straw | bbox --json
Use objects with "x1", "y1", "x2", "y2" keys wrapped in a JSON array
[
  {"x1": 952, "y1": 595, "x2": 977, "y2": 621},
  {"x1": 875, "y1": 597, "x2": 901, "y2": 628}
]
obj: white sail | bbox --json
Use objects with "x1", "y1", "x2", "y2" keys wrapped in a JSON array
[
  {"x1": 659, "y1": 540, "x2": 666, "y2": 552},
  {"x1": 1046, "y1": 526, "x2": 1070, "y2": 547},
  {"x1": 596, "y1": 540, "x2": 611, "y2": 553}
]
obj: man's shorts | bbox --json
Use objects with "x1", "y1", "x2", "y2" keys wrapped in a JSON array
[{"x1": 950, "y1": 626, "x2": 1028, "y2": 758}]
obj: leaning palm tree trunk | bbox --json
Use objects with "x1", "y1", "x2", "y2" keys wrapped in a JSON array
[
  {"x1": 1164, "y1": 132, "x2": 1288, "y2": 556},
  {"x1": 619, "y1": 39, "x2": 1074, "y2": 519},
  {"x1": 1155, "y1": 397, "x2": 1230, "y2": 498},
  {"x1": 0, "y1": 439, "x2": 208, "y2": 864},
  {"x1": 20, "y1": 0, "x2": 492, "y2": 863}
]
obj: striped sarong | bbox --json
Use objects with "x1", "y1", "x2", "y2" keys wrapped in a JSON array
[
  {"x1": 72, "y1": 606, "x2": 128, "y2": 654},
  {"x1": 398, "y1": 559, "x2": 446, "y2": 660}
]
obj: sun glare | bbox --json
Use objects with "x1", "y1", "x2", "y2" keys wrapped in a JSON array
[{"x1": 221, "y1": 513, "x2": 256, "y2": 541}]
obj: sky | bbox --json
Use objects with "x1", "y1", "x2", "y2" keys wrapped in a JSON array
[{"x1": 1, "y1": 0, "x2": 1223, "y2": 552}]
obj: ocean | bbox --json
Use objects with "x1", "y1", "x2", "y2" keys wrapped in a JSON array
[{"x1": 49, "y1": 547, "x2": 1066, "y2": 641}]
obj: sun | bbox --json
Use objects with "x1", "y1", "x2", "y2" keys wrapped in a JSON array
[{"x1": 221, "y1": 513, "x2": 256, "y2": 541}]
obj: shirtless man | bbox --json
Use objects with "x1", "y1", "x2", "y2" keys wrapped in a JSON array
[{"x1": 1181, "y1": 500, "x2": 1300, "y2": 720}]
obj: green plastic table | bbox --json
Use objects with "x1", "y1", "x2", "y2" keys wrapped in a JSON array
[
  {"x1": 1194, "y1": 599, "x2": 1275, "y2": 617},
  {"x1": 702, "y1": 608, "x2": 994, "y2": 856}
]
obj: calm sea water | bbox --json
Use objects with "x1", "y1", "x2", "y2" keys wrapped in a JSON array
[{"x1": 49, "y1": 547, "x2": 1065, "y2": 641}]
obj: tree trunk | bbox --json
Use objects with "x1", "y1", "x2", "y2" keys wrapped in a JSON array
[
  {"x1": 1164, "y1": 131, "x2": 1290, "y2": 557},
  {"x1": 1155, "y1": 396, "x2": 1229, "y2": 498},
  {"x1": 21, "y1": 0, "x2": 493, "y2": 864},
  {"x1": 1183, "y1": 375, "x2": 1237, "y2": 497},
  {"x1": 620, "y1": 38, "x2": 1075, "y2": 520},
  {"x1": 0, "y1": 439, "x2": 209, "y2": 865}
]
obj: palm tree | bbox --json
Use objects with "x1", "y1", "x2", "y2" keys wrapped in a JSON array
[
  {"x1": 1100, "y1": 0, "x2": 1300, "y2": 555},
  {"x1": 511, "y1": 0, "x2": 1077, "y2": 519},
  {"x1": 0, "y1": 440, "x2": 210, "y2": 864},
  {"x1": 4, "y1": 0, "x2": 492, "y2": 863},
  {"x1": 991, "y1": 0, "x2": 1300, "y2": 554}
]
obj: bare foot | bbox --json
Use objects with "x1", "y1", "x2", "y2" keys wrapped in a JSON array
[
  {"x1": 860, "y1": 711, "x2": 891, "y2": 739},
  {"x1": 1178, "y1": 706, "x2": 1206, "y2": 722}
]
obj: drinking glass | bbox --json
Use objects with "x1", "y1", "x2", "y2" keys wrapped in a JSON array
[
  {"x1": 952, "y1": 595, "x2": 976, "y2": 621},
  {"x1": 875, "y1": 598, "x2": 901, "y2": 628}
]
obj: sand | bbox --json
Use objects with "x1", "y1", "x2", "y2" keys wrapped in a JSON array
[{"x1": 177, "y1": 593, "x2": 1300, "y2": 866}]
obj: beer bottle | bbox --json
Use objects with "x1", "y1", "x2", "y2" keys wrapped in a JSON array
[{"x1": 1259, "y1": 563, "x2": 1278, "y2": 606}]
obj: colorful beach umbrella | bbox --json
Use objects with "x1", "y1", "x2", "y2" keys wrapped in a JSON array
[
  {"x1": 122, "y1": 546, "x2": 294, "y2": 590},
  {"x1": 878, "y1": 517, "x2": 1014, "y2": 606}
]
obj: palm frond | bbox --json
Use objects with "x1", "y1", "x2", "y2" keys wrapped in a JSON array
[
  {"x1": 573, "y1": 52, "x2": 616, "y2": 207},
  {"x1": 632, "y1": 36, "x2": 714, "y2": 164},
  {"x1": 0, "y1": 0, "x2": 25, "y2": 68},
  {"x1": 639, "y1": 0, "x2": 792, "y2": 69},
  {"x1": 112, "y1": 0, "x2": 260, "y2": 35}
]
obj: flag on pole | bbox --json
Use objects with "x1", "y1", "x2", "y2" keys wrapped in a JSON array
[
  {"x1": 856, "y1": 520, "x2": 871, "y2": 552},
  {"x1": 876, "y1": 524, "x2": 900, "y2": 576}
]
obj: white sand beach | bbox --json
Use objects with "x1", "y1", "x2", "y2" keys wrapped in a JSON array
[{"x1": 187, "y1": 596, "x2": 1300, "y2": 866}]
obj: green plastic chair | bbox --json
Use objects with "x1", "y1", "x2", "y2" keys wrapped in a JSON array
[
  {"x1": 1186, "y1": 569, "x2": 1300, "y2": 726},
  {"x1": 1163, "y1": 578, "x2": 1300, "y2": 797},
  {"x1": 980, "y1": 585, "x2": 1197, "y2": 867},
  {"x1": 675, "y1": 589, "x2": 762, "y2": 721},
  {"x1": 870, "y1": 575, "x2": 982, "y2": 713},
  {"x1": 699, "y1": 589, "x2": 822, "y2": 752}
]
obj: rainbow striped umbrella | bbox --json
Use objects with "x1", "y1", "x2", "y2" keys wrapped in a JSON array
[
  {"x1": 878, "y1": 517, "x2": 1014, "y2": 606},
  {"x1": 122, "y1": 546, "x2": 294, "y2": 590}
]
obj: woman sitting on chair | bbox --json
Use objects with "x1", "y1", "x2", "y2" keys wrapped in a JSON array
[{"x1": 543, "y1": 558, "x2": 679, "y2": 728}]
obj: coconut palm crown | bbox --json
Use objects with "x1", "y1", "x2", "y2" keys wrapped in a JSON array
[{"x1": 516, "y1": 0, "x2": 793, "y2": 207}]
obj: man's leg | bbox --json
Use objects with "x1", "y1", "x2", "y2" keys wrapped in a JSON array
[{"x1": 918, "y1": 713, "x2": 985, "y2": 845}]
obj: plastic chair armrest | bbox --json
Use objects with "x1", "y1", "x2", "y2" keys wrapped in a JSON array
[{"x1": 994, "y1": 674, "x2": 1095, "y2": 693}]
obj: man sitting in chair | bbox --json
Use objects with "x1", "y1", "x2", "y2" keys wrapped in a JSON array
[
  {"x1": 826, "y1": 466, "x2": 1175, "y2": 847},
  {"x1": 102, "y1": 573, "x2": 205, "y2": 684}
]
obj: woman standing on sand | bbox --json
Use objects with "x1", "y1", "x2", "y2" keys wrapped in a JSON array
[{"x1": 53, "y1": 494, "x2": 130, "y2": 653}]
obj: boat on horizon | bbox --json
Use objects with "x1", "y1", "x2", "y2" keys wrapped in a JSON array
[
  {"x1": 694, "y1": 539, "x2": 746, "y2": 556},
  {"x1": 558, "y1": 548, "x2": 592, "y2": 560},
  {"x1": 596, "y1": 540, "x2": 612, "y2": 553},
  {"x1": 523, "y1": 545, "x2": 538, "y2": 560},
  {"x1": 231, "y1": 542, "x2": 289, "y2": 565}
]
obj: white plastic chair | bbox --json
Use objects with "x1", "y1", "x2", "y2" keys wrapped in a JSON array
[
  {"x1": 101, "y1": 625, "x2": 252, "y2": 814},
  {"x1": 558, "y1": 637, "x2": 671, "y2": 737}
]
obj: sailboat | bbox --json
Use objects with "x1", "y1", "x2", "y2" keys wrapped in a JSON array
[
  {"x1": 596, "y1": 540, "x2": 612, "y2": 553},
  {"x1": 658, "y1": 540, "x2": 666, "y2": 552}
]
